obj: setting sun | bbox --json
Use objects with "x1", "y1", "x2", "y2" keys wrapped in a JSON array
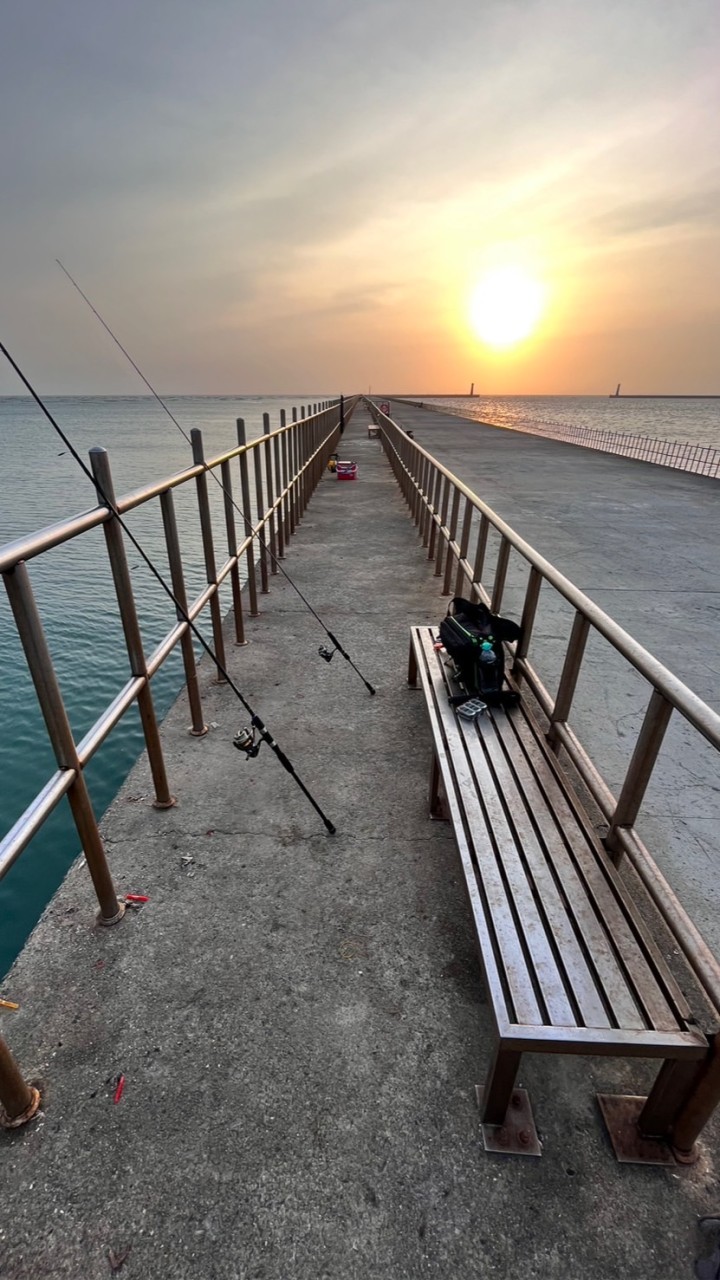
[{"x1": 469, "y1": 267, "x2": 546, "y2": 350}]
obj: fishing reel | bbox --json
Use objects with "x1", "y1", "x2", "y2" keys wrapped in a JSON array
[{"x1": 233, "y1": 726, "x2": 261, "y2": 758}]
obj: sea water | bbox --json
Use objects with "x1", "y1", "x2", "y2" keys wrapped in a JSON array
[{"x1": 1, "y1": 392, "x2": 718, "y2": 977}]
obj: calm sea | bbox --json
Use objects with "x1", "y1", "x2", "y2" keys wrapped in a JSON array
[
  {"x1": 1, "y1": 392, "x2": 718, "y2": 978},
  {"x1": 0, "y1": 395, "x2": 326, "y2": 978}
]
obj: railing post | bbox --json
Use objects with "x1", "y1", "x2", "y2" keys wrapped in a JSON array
[
  {"x1": 89, "y1": 448, "x2": 175, "y2": 810},
  {"x1": 272, "y1": 426, "x2": 284, "y2": 560},
  {"x1": 605, "y1": 688, "x2": 673, "y2": 861},
  {"x1": 159, "y1": 490, "x2": 208, "y2": 734},
  {"x1": 491, "y1": 536, "x2": 511, "y2": 613},
  {"x1": 434, "y1": 478, "x2": 451, "y2": 578},
  {"x1": 427, "y1": 469, "x2": 443, "y2": 562},
  {"x1": 236, "y1": 419, "x2": 259, "y2": 617},
  {"x1": 191, "y1": 429, "x2": 227, "y2": 676},
  {"x1": 252, "y1": 436, "x2": 269, "y2": 594},
  {"x1": 547, "y1": 610, "x2": 590, "y2": 752},
  {"x1": 280, "y1": 410, "x2": 292, "y2": 541},
  {"x1": 442, "y1": 488, "x2": 461, "y2": 595},
  {"x1": 513, "y1": 566, "x2": 542, "y2": 676},
  {"x1": 453, "y1": 499, "x2": 474, "y2": 597},
  {"x1": 2, "y1": 562, "x2": 124, "y2": 925},
  {"x1": 221, "y1": 458, "x2": 246, "y2": 645},
  {"x1": 0, "y1": 1036, "x2": 40, "y2": 1129},
  {"x1": 471, "y1": 514, "x2": 489, "y2": 599}
]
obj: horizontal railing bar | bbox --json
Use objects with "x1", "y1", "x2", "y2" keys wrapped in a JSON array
[
  {"x1": 0, "y1": 770, "x2": 75, "y2": 880},
  {"x1": 76, "y1": 678, "x2": 145, "y2": 766}
]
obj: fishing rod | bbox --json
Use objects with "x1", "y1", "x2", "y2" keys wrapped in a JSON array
[
  {"x1": 0, "y1": 338, "x2": 337, "y2": 835},
  {"x1": 56, "y1": 260, "x2": 376, "y2": 697}
]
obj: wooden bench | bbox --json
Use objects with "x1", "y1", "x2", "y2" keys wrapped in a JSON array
[{"x1": 408, "y1": 626, "x2": 709, "y2": 1161}]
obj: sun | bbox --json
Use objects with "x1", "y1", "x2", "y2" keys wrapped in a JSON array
[{"x1": 469, "y1": 267, "x2": 546, "y2": 349}]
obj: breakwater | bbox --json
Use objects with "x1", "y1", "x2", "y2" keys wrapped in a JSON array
[{"x1": 2, "y1": 400, "x2": 720, "y2": 1278}]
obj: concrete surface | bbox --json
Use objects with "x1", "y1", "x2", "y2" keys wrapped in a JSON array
[{"x1": 0, "y1": 406, "x2": 718, "y2": 1280}]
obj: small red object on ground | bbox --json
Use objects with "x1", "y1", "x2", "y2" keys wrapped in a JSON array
[
  {"x1": 113, "y1": 1074, "x2": 126, "y2": 1104},
  {"x1": 125, "y1": 894, "x2": 149, "y2": 903}
]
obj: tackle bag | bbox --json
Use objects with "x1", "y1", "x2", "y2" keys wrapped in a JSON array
[{"x1": 438, "y1": 597, "x2": 521, "y2": 707}]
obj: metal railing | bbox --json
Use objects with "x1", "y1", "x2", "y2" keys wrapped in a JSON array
[
  {"x1": 376, "y1": 403, "x2": 720, "y2": 1150},
  {"x1": 0, "y1": 396, "x2": 355, "y2": 1125},
  {"x1": 399, "y1": 399, "x2": 720, "y2": 478},
  {"x1": 503, "y1": 417, "x2": 720, "y2": 478}
]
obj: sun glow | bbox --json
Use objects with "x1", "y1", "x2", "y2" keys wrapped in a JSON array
[{"x1": 469, "y1": 267, "x2": 546, "y2": 349}]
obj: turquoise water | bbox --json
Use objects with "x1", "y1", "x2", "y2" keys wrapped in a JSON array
[{"x1": 0, "y1": 395, "x2": 327, "y2": 978}]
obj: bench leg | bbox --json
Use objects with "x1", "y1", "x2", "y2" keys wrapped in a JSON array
[
  {"x1": 638, "y1": 1057, "x2": 705, "y2": 1140},
  {"x1": 670, "y1": 1032, "x2": 720, "y2": 1162},
  {"x1": 407, "y1": 642, "x2": 418, "y2": 687},
  {"x1": 429, "y1": 752, "x2": 449, "y2": 820},
  {"x1": 477, "y1": 1046, "x2": 541, "y2": 1156},
  {"x1": 480, "y1": 1046, "x2": 522, "y2": 1124},
  {"x1": 597, "y1": 1053, "x2": 709, "y2": 1166}
]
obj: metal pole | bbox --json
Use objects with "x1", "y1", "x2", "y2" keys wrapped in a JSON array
[
  {"x1": 159, "y1": 490, "x2": 208, "y2": 734},
  {"x1": 89, "y1": 448, "x2": 175, "y2": 810},
  {"x1": 236, "y1": 419, "x2": 259, "y2": 617},
  {"x1": 253, "y1": 436, "x2": 269, "y2": 593},
  {"x1": 2, "y1": 563, "x2": 124, "y2": 924},
  {"x1": 605, "y1": 688, "x2": 673, "y2": 857},
  {"x1": 547, "y1": 611, "x2": 590, "y2": 752},
  {"x1": 191, "y1": 429, "x2": 227, "y2": 677},
  {"x1": 221, "y1": 458, "x2": 246, "y2": 645},
  {"x1": 0, "y1": 1036, "x2": 40, "y2": 1129},
  {"x1": 272, "y1": 429, "x2": 284, "y2": 560}
]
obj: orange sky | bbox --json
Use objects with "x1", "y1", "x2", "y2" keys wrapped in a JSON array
[{"x1": 0, "y1": 0, "x2": 718, "y2": 395}]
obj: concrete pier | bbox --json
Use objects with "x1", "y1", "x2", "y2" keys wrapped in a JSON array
[{"x1": 1, "y1": 406, "x2": 718, "y2": 1279}]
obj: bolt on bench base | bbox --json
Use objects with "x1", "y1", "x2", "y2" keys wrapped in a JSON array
[
  {"x1": 597, "y1": 1094, "x2": 698, "y2": 1166},
  {"x1": 476, "y1": 1085, "x2": 542, "y2": 1157}
]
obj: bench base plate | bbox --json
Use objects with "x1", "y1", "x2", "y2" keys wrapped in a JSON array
[
  {"x1": 597, "y1": 1094, "x2": 677, "y2": 1165},
  {"x1": 476, "y1": 1085, "x2": 542, "y2": 1157}
]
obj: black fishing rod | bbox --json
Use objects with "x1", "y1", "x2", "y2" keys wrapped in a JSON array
[
  {"x1": 56, "y1": 260, "x2": 376, "y2": 697},
  {"x1": 0, "y1": 338, "x2": 337, "y2": 835}
]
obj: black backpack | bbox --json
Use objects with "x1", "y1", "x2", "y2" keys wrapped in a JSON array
[{"x1": 438, "y1": 597, "x2": 521, "y2": 706}]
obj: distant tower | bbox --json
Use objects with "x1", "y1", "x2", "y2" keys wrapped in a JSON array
[
  {"x1": 615, "y1": 383, "x2": 621, "y2": 397},
  {"x1": 470, "y1": 382, "x2": 475, "y2": 397}
]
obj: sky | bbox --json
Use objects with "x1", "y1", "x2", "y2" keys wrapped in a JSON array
[{"x1": 0, "y1": 0, "x2": 718, "y2": 395}]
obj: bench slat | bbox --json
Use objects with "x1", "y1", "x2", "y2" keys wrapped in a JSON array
[
  {"x1": 500, "y1": 706, "x2": 694, "y2": 1028},
  {"x1": 494, "y1": 708, "x2": 690, "y2": 1035},
  {"x1": 414, "y1": 633, "x2": 544, "y2": 1025},
  {"x1": 471, "y1": 717, "x2": 620, "y2": 1030},
  {"x1": 484, "y1": 711, "x2": 649, "y2": 1030}
]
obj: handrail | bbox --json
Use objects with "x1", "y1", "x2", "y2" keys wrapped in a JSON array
[
  {"x1": 372, "y1": 399, "x2": 720, "y2": 1018},
  {"x1": 0, "y1": 415, "x2": 328, "y2": 574},
  {"x1": 377, "y1": 411, "x2": 720, "y2": 749}
]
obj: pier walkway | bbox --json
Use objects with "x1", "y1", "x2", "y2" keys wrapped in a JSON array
[{"x1": 1, "y1": 408, "x2": 718, "y2": 1279}]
